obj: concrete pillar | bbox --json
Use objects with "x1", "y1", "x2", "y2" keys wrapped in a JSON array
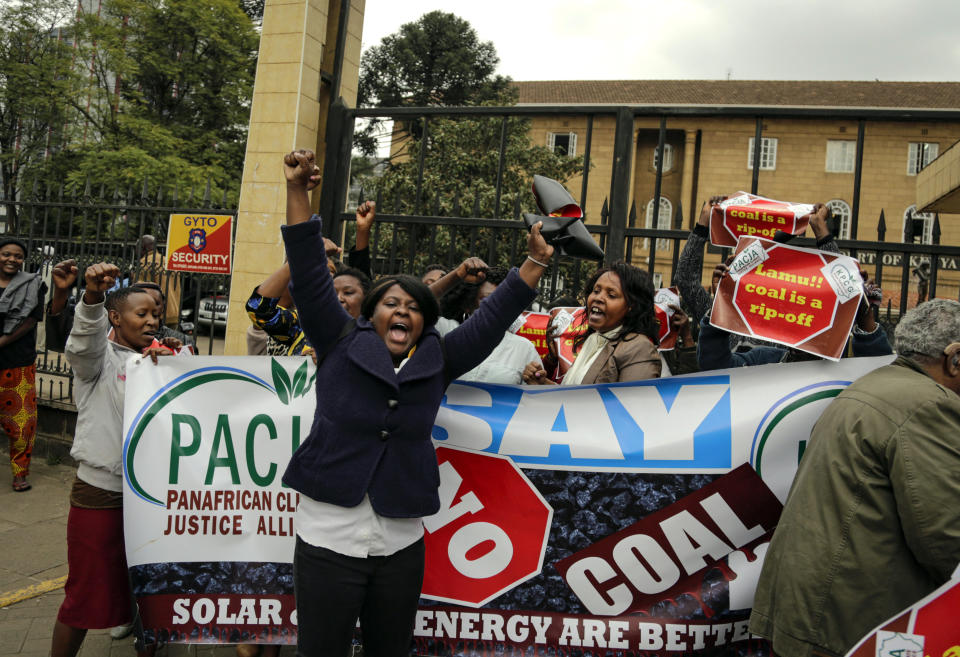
[
  {"x1": 680, "y1": 129, "x2": 698, "y2": 227},
  {"x1": 223, "y1": 0, "x2": 365, "y2": 356}
]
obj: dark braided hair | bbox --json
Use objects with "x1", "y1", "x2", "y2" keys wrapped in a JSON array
[
  {"x1": 573, "y1": 262, "x2": 659, "y2": 353},
  {"x1": 132, "y1": 281, "x2": 164, "y2": 300}
]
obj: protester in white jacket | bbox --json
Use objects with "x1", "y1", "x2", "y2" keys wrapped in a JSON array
[{"x1": 52, "y1": 263, "x2": 179, "y2": 657}]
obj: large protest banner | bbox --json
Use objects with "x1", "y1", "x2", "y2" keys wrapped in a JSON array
[
  {"x1": 123, "y1": 355, "x2": 893, "y2": 652},
  {"x1": 711, "y1": 237, "x2": 864, "y2": 360}
]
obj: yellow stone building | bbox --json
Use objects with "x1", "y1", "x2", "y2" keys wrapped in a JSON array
[
  {"x1": 229, "y1": 38, "x2": 960, "y2": 353},
  {"x1": 516, "y1": 80, "x2": 960, "y2": 295}
]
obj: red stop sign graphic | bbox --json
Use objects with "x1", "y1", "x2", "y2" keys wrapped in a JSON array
[
  {"x1": 732, "y1": 246, "x2": 839, "y2": 345},
  {"x1": 421, "y1": 446, "x2": 553, "y2": 607}
]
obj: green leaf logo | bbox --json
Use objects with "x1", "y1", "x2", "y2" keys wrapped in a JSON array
[
  {"x1": 271, "y1": 358, "x2": 293, "y2": 405},
  {"x1": 292, "y1": 360, "x2": 308, "y2": 398},
  {"x1": 270, "y1": 358, "x2": 316, "y2": 403}
]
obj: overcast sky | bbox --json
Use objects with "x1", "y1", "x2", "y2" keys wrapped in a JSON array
[{"x1": 360, "y1": 0, "x2": 960, "y2": 82}]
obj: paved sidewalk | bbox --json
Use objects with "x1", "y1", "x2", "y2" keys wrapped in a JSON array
[{"x1": 0, "y1": 457, "x2": 294, "y2": 656}]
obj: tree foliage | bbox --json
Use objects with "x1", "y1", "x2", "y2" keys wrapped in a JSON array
[
  {"x1": 358, "y1": 11, "x2": 512, "y2": 109},
  {"x1": 356, "y1": 11, "x2": 515, "y2": 157},
  {"x1": 237, "y1": 0, "x2": 265, "y2": 23},
  {"x1": 351, "y1": 11, "x2": 587, "y2": 275},
  {"x1": 354, "y1": 110, "x2": 585, "y2": 274},
  {"x1": 368, "y1": 113, "x2": 583, "y2": 219},
  {"x1": 0, "y1": 0, "x2": 81, "y2": 205},
  {"x1": 2, "y1": 0, "x2": 258, "y2": 207},
  {"x1": 58, "y1": 0, "x2": 258, "y2": 200}
]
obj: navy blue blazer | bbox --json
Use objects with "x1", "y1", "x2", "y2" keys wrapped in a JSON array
[{"x1": 280, "y1": 218, "x2": 537, "y2": 518}]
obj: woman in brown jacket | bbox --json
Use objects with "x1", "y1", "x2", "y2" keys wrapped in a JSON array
[{"x1": 523, "y1": 262, "x2": 661, "y2": 385}]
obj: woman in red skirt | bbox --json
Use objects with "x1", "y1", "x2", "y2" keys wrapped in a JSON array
[{"x1": 52, "y1": 263, "x2": 178, "y2": 657}]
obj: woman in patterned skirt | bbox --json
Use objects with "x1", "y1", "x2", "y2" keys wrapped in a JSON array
[{"x1": 0, "y1": 237, "x2": 45, "y2": 492}]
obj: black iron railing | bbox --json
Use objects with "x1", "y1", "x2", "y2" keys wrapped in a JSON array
[
  {"x1": 318, "y1": 101, "x2": 960, "y2": 317},
  {"x1": 1, "y1": 180, "x2": 236, "y2": 404},
  {"x1": 11, "y1": 103, "x2": 959, "y2": 403}
]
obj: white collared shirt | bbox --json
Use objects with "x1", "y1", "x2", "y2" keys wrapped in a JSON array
[
  {"x1": 295, "y1": 494, "x2": 424, "y2": 558},
  {"x1": 294, "y1": 357, "x2": 423, "y2": 558}
]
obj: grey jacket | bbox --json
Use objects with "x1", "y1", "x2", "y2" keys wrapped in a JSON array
[
  {"x1": 750, "y1": 357, "x2": 960, "y2": 657},
  {"x1": 0, "y1": 271, "x2": 42, "y2": 334},
  {"x1": 65, "y1": 300, "x2": 139, "y2": 492}
]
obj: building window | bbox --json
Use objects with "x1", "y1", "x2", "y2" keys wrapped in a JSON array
[
  {"x1": 907, "y1": 142, "x2": 938, "y2": 175},
  {"x1": 825, "y1": 140, "x2": 856, "y2": 173},
  {"x1": 645, "y1": 197, "x2": 673, "y2": 251},
  {"x1": 902, "y1": 205, "x2": 934, "y2": 244},
  {"x1": 826, "y1": 199, "x2": 851, "y2": 239},
  {"x1": 747, "y1": 137, "x2": 778, "y2": 170},
  {"x1": 548, "y1": 132, "x2": 577, "y2": 157},
  {"x1": 653, "y1": 144, "x2": 673, "y2": 172}
]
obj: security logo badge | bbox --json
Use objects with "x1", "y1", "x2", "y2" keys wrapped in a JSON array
[{"x1": 189, "y1": 228, "x2": 207, "y2": 253}]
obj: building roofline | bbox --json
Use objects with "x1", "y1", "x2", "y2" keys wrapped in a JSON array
[
  {"x1": 515, "y1": 102, "x2": 960, "y2": 112},
  {"x1": 512, "y1": 79, "x2": 960, "y2": 112}
]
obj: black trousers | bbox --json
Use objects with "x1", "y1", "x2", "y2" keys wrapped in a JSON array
[{"x1": 293, "y1": 536, "x2": 425, "y2": 657}]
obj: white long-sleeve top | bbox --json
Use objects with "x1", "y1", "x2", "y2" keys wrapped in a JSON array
[{"x1": 65, "y1": 300, "x2": 139, "y2": 492}]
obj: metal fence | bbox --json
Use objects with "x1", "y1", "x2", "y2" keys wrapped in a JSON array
[
  {"x1": 319, "y1": 102, "x2": 960, "y2": 318},
  {"x1": 11, "y1": 103, "x2": 960, "y2": 403},
  {"x1": 1, "y1": 180, "x2": 236, "y2": 405}
]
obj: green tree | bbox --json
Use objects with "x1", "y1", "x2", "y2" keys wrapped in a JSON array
[
  {"x1": 0, "y1": 0, "x2": 80, "y2": 213},
  {"x1": 356, "y1": 11, "x2": 514, "y2": 157},
  {"x1": 351, "y1": 12, "x2": 586, "y2": 275},
  {"x1": 369, "y1": 113, "x2": 583, "y2": 220},
  {"x1": 358, "y1": 11, "x2": 511, "y2": 109},
  {"x1": 51, "y1": 0, "x2": 258, "y2": 201},
  {"x1": 237, "y1": 0, "x2": 265, "y2": 23},
  {"x1": 352, "y1": 109, "x2": 585, "y2": 274}
]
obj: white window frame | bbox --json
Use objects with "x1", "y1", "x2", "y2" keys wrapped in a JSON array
[
  {"x1": 747, "y1": 137, "x2": 778, "y2": 170},
  {"x1": 825, "y1": 140, "x2": 856, "y2": 173},
  {"x1": 645, "y1": 197, "x2": 673, "y2": 251},
  {"x1": 653, "y1": 144, "x2": 674, "y2": 172},
  {"x1": 547, "y1": 132, "x2": 577, "y2": 157},
  {"x1": 826, "y1": 199, "x2": 851, "y2": 239},
  {"x1": 907, "y1": 142, "x2": 938, "y2": 175},
  {"x1": 902, "y1": 205, "x2": 934, "y2": 244}
]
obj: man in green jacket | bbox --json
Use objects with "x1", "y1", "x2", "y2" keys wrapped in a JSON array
[{"x1": 750, "y1": 299, "x2": 960, "y2": 657}]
